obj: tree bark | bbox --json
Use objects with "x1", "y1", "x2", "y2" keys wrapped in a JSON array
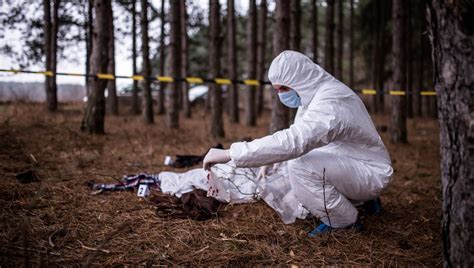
[
  {"x1": 324, "y1": 0, "x2": 335, "y2": 75},
  {"x1": 290, "y1": 0, "x2": 301, "y2": 52},
  {"x1": 312, "y1": 0, "x2": 318, "y2": 63},
  {"x1": 227, "y1": 0, "x2": 239, "y2": 123},
  {"x1": 245, "y1": 0, "x2": 257, "y2": 126},
  {"x1": 43, "y1": 0, "x2": 52, "y2": 109},
  {"x1": 270, "y1": 0, "x2": 290, "y2": 134},
  {"x1": 43, "y1": 0, "x2": 60, "y2": 112},
  {"x1": 414, "y1": 29, "x2": 424, "y2": 117},
  {"x1": 141, "y1": 0, "x2": 153, "y2": 124},
  {"x1": 348, "y1": 0, "x2": 354, "y2": 88},
  {"x1": 288, "y1": 0, "x2": 301, "y2": 123},
  {"x1": 406, "y1": 4, "x2": 413, "y2": 118},
  {"x1": 209, "y1": 0, "x2": 224, "y2": 137},
  {"x1": 336, "y1": 0, "x2": 343, "y2": 81},
  {"x1": 131, "y1": 0, "x2": 140, "y2": 114},
  {"x1": 81, "y1": 0, "x2": 112, "y2": 134},
  {"x1": 85, "y1": 0, "x2": 94, "y2": 96},
  {"x1": 157, "y1": 0, "x2": 166, "y2": 115},
  {"x1": 256, "y1": 0, "x2": 267, "y2": 116},
  {"x1": 168, "y1": 0, "x2": 181, "y2": 128},
  {"x1": 180, "y1": 0, "x2": 190, "y2": 118},
  {"x1": 390, "y1": 0, "x2": 408, "y2": 143},
  {"x1": 428, "y1": 1, "x2": 474, "y2": 266},
  {"x1": 107, "y1": 2, "x2": 118, "y2": 115}
]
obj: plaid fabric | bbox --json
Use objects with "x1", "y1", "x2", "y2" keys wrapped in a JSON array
[{"x1": 89, "y1": 173, "x2": 161, "y2": 193}]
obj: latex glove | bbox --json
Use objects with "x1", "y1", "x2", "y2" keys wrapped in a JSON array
[
  {"x1": 203, "y1": 148, "x2": 231, "y2": 170},
  {"x1": 257, "y1": 165, "x2": 270, "y2": 180}
]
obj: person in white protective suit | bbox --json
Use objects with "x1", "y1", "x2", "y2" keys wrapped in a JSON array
[{"x1": 203, "y1": 50, "x2": 393, "y2": 236}]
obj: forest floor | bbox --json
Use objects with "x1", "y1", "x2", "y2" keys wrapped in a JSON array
[{"x1": 0, "y1": 102, "x2": 442, "y2": 266}]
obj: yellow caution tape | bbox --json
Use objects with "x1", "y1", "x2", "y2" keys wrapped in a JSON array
[
  {"x1": 63, "y1": 72, "x2": 83, "y2": 76},
  {"x1": 389, "y1": 90, "x2": 406, "y2": 96},
  {"x1": 0, "y1": 69, "x2": 19, "y2": 73},
  {"x1": 186, "y1": 77, "x2": 204, "y2": 84},
  {"x1": 42, "y1": 71, "x2": 54, "y2": 76},
  {"x1": 215, "y1": 78, "x2": 232, "y2": 85},
  {"x1": 132, "y1": 75, "x2": 145, "y2": 81},
  {"x1": 157, "y1": 76, "x2": 174, "y2": 82},
  {"x1": 362, "y1": 89, "x2": 377, "y2": 95},
  {"x1": 244, "y1": 79, "x2": 260, "y2": 86},
  {"x1": 97, "y1": 73, "x2": 115, "y2": 80},
  {"x1": 420, "y1": 91, "x2": 437, "y2": 96}
]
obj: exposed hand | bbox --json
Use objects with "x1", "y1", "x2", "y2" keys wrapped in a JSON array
[{"x1": 202, "y1": 148, "x2": 231, "y2": 170}]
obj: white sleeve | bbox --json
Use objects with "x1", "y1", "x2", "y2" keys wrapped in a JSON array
[{"x1": 229, "y1": 99, "x2": 345, "y2": 167}]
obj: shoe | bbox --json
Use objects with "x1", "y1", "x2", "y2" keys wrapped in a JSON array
[
  {"x1": 308, "y1": 219, "x2": 363, "y2": 237},
  {"x1": 362, "y1": 197, "x2": 383, "y2": 215}
]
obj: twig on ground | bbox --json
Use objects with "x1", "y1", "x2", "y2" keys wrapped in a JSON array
[{"x1": 77, "y1": 240, "x2": 111, "y2": 254}]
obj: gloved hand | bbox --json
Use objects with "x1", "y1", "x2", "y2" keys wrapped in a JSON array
[
  {"x1": 203, "y1": 148, "x2": 231, "y2": 170},
  {"x1": 257, "y1": 165, "x2": 269, "y2": 180}
]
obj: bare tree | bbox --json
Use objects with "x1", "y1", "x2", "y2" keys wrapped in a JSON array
[
  {"x1": 227, "y1": 0, "x2": 239, "y2": 123},
  {"x1": 348, "y1": 0, "x2": 354, "y2": 87},
  {"x1": 390, "y1": 0, "x2": 408, "y2": 143},
  {"x1": 312, "y1": 0, "x2": 318, "y2": 63},
  {"x1": 406, "y1": 4, "x2": 413, "y2": 118},
  {"x1": 256, "y1": 0, "x2": 267, "y2": 115},
  {"x1": 270, "y1": 0, "x2": 290, "y2": 133},
  {"x1": 180, "y1": 0, "x2": 190, "y2": 118},
  {"x1": 336, "y1": 0, "x2": 343, "y2": 81},
  {"x1": 209, "y1": 0, "x2": 224, "y2": 137},
  {"x1": 131, "y1": 0, "x2": 140, "y2": 114},
  {"x1": 141, "y1": 0, "x2": 153, "y2": 124},
  {"x1": 85, "y1": 0, "x2": 93, "y2": 96},
  {"x1": 428, "y1": 1, "x2": 474, "y2": 266},
  {"x1": 43, "y1": 0, "x2": 60, "y2": 112},
  {"x1": 168, "y1": 0, "x2": 181, "y2": 128},
  {"x1": 245, "y1": 0, "x2": 257, "y2": 126},
  {"x1": 157, "y1": 0, "x2": 166, "y2": 115},
  {"x1": 325, "y1": 0, "x2": 335, "y2": 74},
  {"x1": 290, "y1": 0, "x2": 301, "y2": 52},
  {"x1": 107, "y1": 2, "x2": 118, "y2": 115},
  {"x1": 81, "y1": 0, "x2": 112, "y2": 134}
]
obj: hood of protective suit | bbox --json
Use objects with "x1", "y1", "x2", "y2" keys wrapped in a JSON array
[{"x1": 268, "y1": 50, "x2": 335, "y2": 107}]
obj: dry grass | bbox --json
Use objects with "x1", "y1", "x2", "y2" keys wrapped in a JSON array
[{"x1": 0, "y1": 102, "x2": 442, "y2": 266}]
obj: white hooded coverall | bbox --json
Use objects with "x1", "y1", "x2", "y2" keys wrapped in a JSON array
[{"x1": 229, "y1": 51, "x2": 393, "y2": 228}]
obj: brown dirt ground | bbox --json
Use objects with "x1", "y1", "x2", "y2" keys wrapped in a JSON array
[{"x1": 0, "y1": 102, "x2": 442, "y2": 266}]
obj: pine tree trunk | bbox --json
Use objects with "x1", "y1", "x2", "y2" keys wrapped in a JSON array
[
  {"x1": 406, "y1": 4, "x2": 413, "y2": 119},
  {"x1": 288, "y1": 0, "x2": 300, "y2": 123},
  {"x1": 414, "y1": 30, "x2": 424, "y2": 117},
  {"x1": 348, "y1": 0, "x2": 354, "y2": 88},
  {"x1": 85, "y1": 0, "x2": 93, "y2": 96},
  {"x1": 180, "y1": 0, "x2": 190, "y2": 118},
  {"x1": 157, "y1": 0, "x2": 166, "y2": 115},
  {"x1": 312, "y1": 0, "x2": 318, "y2": 63},
  {"x1": 81, "y1": 0, "x2": 112, "y2": 134},
  {"x1": 290, "y1": 0, "x2": 301, "y2": 52},
  {"x1": 107, "y1": 3, "x2": 118, "y2": 115},
  {"x1": 372, "y1": 0, "x2": 381, "y2": 113},
  {"x1": 168, "y1": 0, "x2": 181, "y2": 129},
  {"x1": 270, "y1": 0, "x2": 290, "y2": 134},
  {"x1": 44, "y1": 0, "x2": 59, "y2": 112},
  {"x1": 325, "y1": 0, "x2": 335, "y2": 74},
  {"x1": 256, "y1": 0, "x2": 267, "y2": 116},
  {"x1": 209, "y1": 0, "x2": 224, "y2": 137},
  {"x1": 390, "y1": 0, "x2": 408, "y2": 143},
  {"x1": 376, "y1": 0, "x2": 386, "y2": 114},
  {"x1": 245, "y1": 0, "x2": 257, "y2": 126},
  {"x1": 336, "y1": 0, "x2": 343, "y2": 81},
  {"x1": 131, "y1": 0, "x2": 140, "y2": 114},
  {"x1": 141, "y1": 0, "x2": 153, "y2": 124},
  {"x1": 428, "y1": 1, "x2": 474, "y2": 266},
  {"x1": 43, "y1": 0, "x2": 52, "y2": 110},
  {"x1": 227, "y1": 0, "x2": 239, "y2": 123}
]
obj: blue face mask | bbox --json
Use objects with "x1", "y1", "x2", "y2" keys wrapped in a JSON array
[{"x1": 278, "y1": 90, "x2": 302, "y2": 108}]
